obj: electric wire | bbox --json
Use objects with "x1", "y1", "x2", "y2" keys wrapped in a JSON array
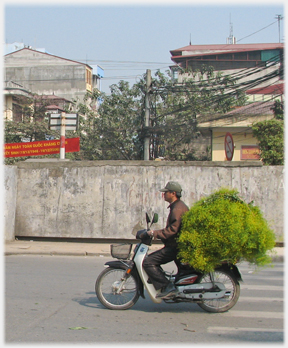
[
  {"x1": 148, "y1": 59, "x2": 282, "y2": 123},
  {"x1": 73, "y1": 19, "x2": 284, "y2": 80}
]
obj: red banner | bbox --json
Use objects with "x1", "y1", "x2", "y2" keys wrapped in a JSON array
[{"x1": 4, "y1": 137, "x2": 80, "y2": 158}]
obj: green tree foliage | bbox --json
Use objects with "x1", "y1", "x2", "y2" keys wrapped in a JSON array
[
  {"x1": 141, "y1": 68, "x2": 246, "y2": 160},
  {"x1": 4, "y1": 67, "x2": 247, "y2": 162},
  {"x1": 272, "y1": 100, "x2": 284, "y2": 120},
  {"x1": 70, "y1": 82, "x2": 144, "y2": 160},
  {"x1": 73, "y1": 67, "x2": 246, "y2": 161},
  {"x1": 95, "y1": 81, "x2": 144, "y2": 160},
  {"x1": 177, "y1": 188, "x2": 276, "y2": 272},
  {"x1": 251, "y1": 100, "x2": 284, "y2": 165},
  {"x1": 252, "y1": 118, "x2": 284, "y2": 165}
]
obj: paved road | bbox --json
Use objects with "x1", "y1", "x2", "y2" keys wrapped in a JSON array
[{"x1": 5, "y1": 255, "x2": 284, "y2": 343}]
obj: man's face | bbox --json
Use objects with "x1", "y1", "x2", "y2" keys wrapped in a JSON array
[{"x1": 163, "y1": 190, "x2": 177, "y2": 203}]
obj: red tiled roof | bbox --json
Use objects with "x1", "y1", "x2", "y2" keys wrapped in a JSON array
[
  {"x1": 197, "y1": 101, "x2": 275, "y2": 126},
  {"x1": 225, "y1": 101, "x2": 275, "y2": 116},
  {"x1": 246, "y1": 83, "x2": 284, "y2": 95},
  {"x1": 45, "y1": 105, "x2": 65, "y2": 111},
  {"x1": 170, "y1": 43, "x2": 284, "y2": 59}
]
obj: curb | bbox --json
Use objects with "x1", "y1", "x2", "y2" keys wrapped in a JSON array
[
  {"x1": 4, "y1": 249, "x2": 284, "y2": 262},
  {"x1": 4, "y1": 249, "x2": 112, "y2": 257},
  {"x1": 4, "y1": 244, "x2": 284, "y2": 262},
  {"x1": 4, "y1": 252, "x2": 283, "y2": 262}
]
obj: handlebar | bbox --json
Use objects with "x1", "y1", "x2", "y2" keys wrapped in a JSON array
[{"x1": 136, "y1": 229, "x2": 153, "y2": 246}]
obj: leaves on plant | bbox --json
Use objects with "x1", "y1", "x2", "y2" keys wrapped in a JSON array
[{"x1": 177, "y1": 188, "x2": 276, "y2": 272}]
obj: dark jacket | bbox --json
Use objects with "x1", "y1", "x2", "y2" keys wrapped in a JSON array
[{"x1": 153, "y1": 199, "x2": 189, "y2": 247}]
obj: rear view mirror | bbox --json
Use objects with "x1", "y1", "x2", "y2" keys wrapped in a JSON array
[
  {"x1": 152, "y1": 213, "x2": 158, "y2": 225},
  {"x1": 146, "y1": 213, "x2": 151, "y2": 224}
]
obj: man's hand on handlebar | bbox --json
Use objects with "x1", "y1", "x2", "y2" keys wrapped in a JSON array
[{"x1": 136, "y1": 229, "x2": 153, "y2": 240}]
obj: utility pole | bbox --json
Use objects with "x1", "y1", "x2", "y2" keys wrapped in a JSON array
[
  {"x1": 144, "y1": 69, "x2": 151, "y2": 160},
  {"x1": 60, "y1": 112, "x2": 66, "y2": 160},
  {"x1": 275, "y1": 14, "x2": 283, "y2": 43}
]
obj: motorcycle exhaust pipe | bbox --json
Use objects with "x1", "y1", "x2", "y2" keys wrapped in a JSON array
[{"x1": 183, "y1": 287, "x2": 221, "y2": 294}]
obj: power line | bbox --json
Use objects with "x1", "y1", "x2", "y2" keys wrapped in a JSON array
[
  {"x1": 71, "y1": 18, "x2": 283, "y2": 75},
  {"x1": 82, "y1": 59, "x2": 170, "y2": 65},
  {"x1": 236, "y1": 20, "x2": 279, "y2": 43},
  {"x1": 147, "y1": 57, "x2": 282, "y2": 122},
  {"x1": 154, "y1": 54, "x2": 282, "y2": 94}
]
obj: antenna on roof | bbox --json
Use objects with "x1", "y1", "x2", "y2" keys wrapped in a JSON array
[
  {"x1": 275, "y1": 14, "x2": 283, "y2": 43},
  {"x1": 189, "y1": 33, "x2": 191, "y2": 45},
  {"x1": 227, "y1": 14, "x2": 236, "y2": 44}
]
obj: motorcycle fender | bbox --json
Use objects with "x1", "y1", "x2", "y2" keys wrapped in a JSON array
[
  {"x1": 104, "y1": 260, "x2": 131, "y2": 270},
  {"x1": 104, "y1": 260, "x2": 145, "y2": 298},
  {"x1": 216, "y1": 264, "x2": 243, "y2": 282}
]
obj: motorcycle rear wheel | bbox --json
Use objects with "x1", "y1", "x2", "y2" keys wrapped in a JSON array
[
  {"x1": 197, "y1": 269, "x2": 240, "y2": 313},
  {"x1": 95, "y1": 267, "x2": 139, "y2": 310}
]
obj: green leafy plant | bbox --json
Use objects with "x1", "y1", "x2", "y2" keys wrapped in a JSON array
[
  {"x1": 252, "y1": 118, "x2": 284, "y2": 165},
  {"x1": 177, "y1": 188, "x2": 276, "y2": 272}
]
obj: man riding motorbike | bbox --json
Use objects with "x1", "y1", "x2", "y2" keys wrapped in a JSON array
[{"x1": 140, "y1": 181, "x2": 189, "y2": 298}]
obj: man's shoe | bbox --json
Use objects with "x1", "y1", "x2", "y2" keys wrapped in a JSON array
[{"x1": 156, "y1": 283, "x2": 177, "y2": 298}]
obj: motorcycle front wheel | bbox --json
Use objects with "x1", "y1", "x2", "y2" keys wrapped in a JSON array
[
  {"x1": 197, "y1": 269, "x2": 240, "y2": 313},
  {"x1": 95, "y1": 267, "x2": 139, "y2": 310}
]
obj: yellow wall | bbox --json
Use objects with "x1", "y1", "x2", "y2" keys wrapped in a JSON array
[
  {"x1": 212, "y1": 130, "x2": 260, "y2": 161},
  {"x1": 86, "y1": 68, "x2": 92, "y2": 92}
]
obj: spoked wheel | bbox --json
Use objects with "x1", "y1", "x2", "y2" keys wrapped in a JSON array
[
  {"x1": 197, "y1": 269, "x2": 240, "y2": 313},
  {"x1": 95, "y1": 267, "x2": 139, "y2": 310}
]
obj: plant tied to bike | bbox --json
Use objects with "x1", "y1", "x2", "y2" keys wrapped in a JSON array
[{"x1": 177, "y1": 188, "x2": 276, "y2": 272}]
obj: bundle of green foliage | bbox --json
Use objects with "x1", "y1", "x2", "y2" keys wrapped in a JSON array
[{"x1": 177, "y1": 188, "x2": 276, "y2": 272}]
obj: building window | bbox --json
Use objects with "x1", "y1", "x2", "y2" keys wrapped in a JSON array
[
  {"x1": 218, "y1": 53, "x2": 233, "y2": 60},
  {"x1": 86, "y1": 68, "x2": 92, "y2": 91},
  {"x1": 248, "y1": 51, "x2": 261, "y2": 61},
  {"x1": 203, "y1": 55, "x2": 216, "y2": 60},
  {"x1": 233, "y1": 52, "x2": 248, "y2": 60},
  {"x1": 86, "y1": 69, "x2": 92, "y2": 85}
]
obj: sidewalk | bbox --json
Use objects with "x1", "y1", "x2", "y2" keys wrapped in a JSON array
[
  {"x1": 4, "y1": 239, "x2": 284, "y2": 262},
  {"x1": 4, "y1": 239, "x2": 161, "y2": 257}
]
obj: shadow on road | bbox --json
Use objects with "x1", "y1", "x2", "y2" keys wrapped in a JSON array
[{"x1": 72, "y1": 291, "x2": 204, "y2": 313}]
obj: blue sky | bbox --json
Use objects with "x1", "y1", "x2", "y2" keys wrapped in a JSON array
[{"x1": 3, "y1": 0, "x2": 285, "y2": 94}]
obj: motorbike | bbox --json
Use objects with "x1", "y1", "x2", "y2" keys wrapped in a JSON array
[{"x1": 95, "y1": 213, "x2": 242, "y2": 313}]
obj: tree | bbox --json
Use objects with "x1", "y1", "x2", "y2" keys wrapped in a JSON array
[
  {"x1": 272, "y1": 99, "x2": 284, "y2": 120},
  {"x1": 70, "y1": 82, "x2": 144, "y2": 161},
  {"x1": 5, "y1": 67, "x2": 248, "y2": 163},
  {"x1": 252, "y1": 101, "x2": 284, "y2": 165},
  {"x1": 4, "y1": 96, "x2": 60, "y2": 164},
  {"x1": 252, "y1": 119, "x2": 284, "y2": 165},
  {"x1": 74, "y1": 67, "x2": 246, "y2": 161},
  {"x1": 95, "y1": 81, "x2": 144, "y2": 160},
  {"x1": 140, "y1": 68, "x2": 246, "y2": 160}
]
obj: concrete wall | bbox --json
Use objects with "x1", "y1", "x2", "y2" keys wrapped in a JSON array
[
  {"x1": 5, "y1": 160, "x2": 284, "y2": 242},
  {"x1": 4, "y1": 166, "x2": 18, "y2": 241}
]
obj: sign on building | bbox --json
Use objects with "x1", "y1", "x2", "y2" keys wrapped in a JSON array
[{"x1": 241, "y1": 145, "x2": 260, "y2": 160}]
